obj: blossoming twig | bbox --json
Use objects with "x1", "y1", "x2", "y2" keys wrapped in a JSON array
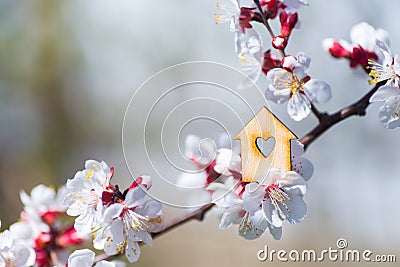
[
  {"x1": 310, "y1": 103, "x2": 327, "y2": 122},
  {"x1": 253, "y1": 0, "x2": 286, "y2": 57},
  {"x1": 300, "y1": 81, "x2": 386, "y2": 150}
]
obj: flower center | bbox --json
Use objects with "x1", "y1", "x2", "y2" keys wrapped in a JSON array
[
  {"x1": 368, "y1": 59, "x2": 398, "y2": 85},
  {"x1": 285, "y1": 73, "x2": 304, "y2": 97},
  {"x1": 123, "y1": 210, "x2": 151, "y2": 233},
  {"x1": 238, "y1": 212, "x2": 261, "y2": 237}
]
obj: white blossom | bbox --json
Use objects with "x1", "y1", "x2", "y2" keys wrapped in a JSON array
[
  {"x1": 64, "y1": 160, "x2": 113, "y2": 234},
  {"x1": 102, "y1": 186, "x2": 163, "y2": 263},
  {"x1": 266, "y1": 53, "x2": 332, "y2": 121},
  {"x1": 368, "y1": 41, "x2": 400, "y2": 87},
  {"x1": 242, "y1": 170, "x2": 307, "y2": 231},
  {"x1": 235, "y1": 28, "x2": 263, "y2": 88},
  {"x1": 0, "y1": 227, "x2": 35, "y2": 267}
]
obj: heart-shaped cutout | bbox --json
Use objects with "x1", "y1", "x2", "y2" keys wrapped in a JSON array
[{"x1": 255, "y1": 137, "x2": 276, "y2": 158}]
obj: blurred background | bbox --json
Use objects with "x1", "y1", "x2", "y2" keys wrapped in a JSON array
[{"x1": 0, "y1": 0, "x2": 399, "y2": 266}]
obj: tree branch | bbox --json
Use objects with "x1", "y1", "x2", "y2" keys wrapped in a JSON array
[
  {"x1": 151, "y1": 203, "x2": 214, "y2": 239},
  {"x1": 300, "y1": 81, "x2": 385, "y2": 150}
]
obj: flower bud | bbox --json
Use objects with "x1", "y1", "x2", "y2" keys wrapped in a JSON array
[
  {"x1": 280, "y1": 10, "x2": 298, "y2": 37},
  {"x1": 272, "y1": 35, "x2": 288, "y2": 50}
]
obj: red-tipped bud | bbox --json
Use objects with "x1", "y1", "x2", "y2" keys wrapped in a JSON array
[
  {"x1": 129, "y1": 175, "x2": 152, "y2": 190},
  {"x1": 281, "y1": 55, "x2": 297, "y2": 71},
  {"x1": 262, "y1": 50, "x2": 281, "y2": 75},
  {"x1": 349, "y1": 46, "x2": 378, "y2": 68},
  {"x1": 272, "y1": 35, "x2": 288, "y2": 50},
  {"x1": 260, "y1": 0, "x2": 280, "y2": 19},
  {"x1": 41, "y1": 211, "x2": 64, "y2": 225},
  {"x1": 328, "y1": 41, "x2": 350, "y2": 58},
  {"x1": 280, "y1": 10, "x2": 298, "y2": 37},
  {"x1": 34, "y1": 232, "x2": 51, "y2": 248},
  {"x1": 57, "y1": 227, "x2": 84, "y2": 247}
]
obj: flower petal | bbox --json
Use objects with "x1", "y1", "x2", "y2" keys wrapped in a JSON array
[
  {"x1": 279, "y1": 171, "x2": 307, "y2": 195},
  {"x1": 136, "y1": 199, "x2": 163, "y2": 217},
  {"x1": 13, "y1": 246, "x2": 35, "y2": 266},
  {"x1": 68, "y1": 249, "x2": 95, "y2": 267},
  {"x1": 103, "y1": 203, "x2": 123, "y2": 222},
  {"x1": 350, "y1": 22, "x2": 376, "y2": 51},
  {"x1": 278, "y1": 189, "x2": 307, "y2": 224},
  {"x1": 262, "y1": 201, "x2": 283, "y2": 228},
  {"x1": 238, "y1": 210, "x2": 267, "y2": 240},
  {"x1": 370, "y1": 85, "x2": 400, "y2": 102},
  {"x1": 124, "y1": 186, "x2": 146, "y2": 208},
  {"x1": 296, "y1": 52, "x2": 311, "y2": 69},
  {"x1": 265, "y1": 86, "x2": 290, "y2": 104},
  {"x1": 292, "y1": 157, "x2": 314, "y2": 182},
  {"x1": 242, "y1": 183, "x2": 264, "y2": 215},
  {"x1": 125, "y1": 239, "x2": 141, "y2": 263},
  {"x1": 0, "y1": 230, "x2": 13, "y2": 250},
  {"x1": 219, "y1": 206, "x2": 244, "y2": 230},
  {"x1": 378, "y1": 96, "x2": 400, "y2": 129},
  {"x1": 9, "y1": 222, "x2": 32, "y2": 241},
  {"x1": 269, "y1": 225, "x2": 282, "y2": 240},
  {"x1": 95, "y1": 261, "x2": 126, "y2": 267},
  {"x1": 287, "y1": 93, "x2": 311, "y2": 121},
  {"x1": 267, "y1": 68, "x2": 292, "y2": 89},
  {"x1": 303, "y1": 79, "x2": 332, "y2": 104}
]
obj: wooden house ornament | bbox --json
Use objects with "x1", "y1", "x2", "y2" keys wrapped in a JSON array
[{"x1": 234, "y1": 107, "x2": 297, "y2": 182}]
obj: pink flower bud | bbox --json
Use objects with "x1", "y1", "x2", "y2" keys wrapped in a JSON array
[
  {"x1": 260, "y1": 0, "x2": 280, "y2": 19},
  {"x1": 272, "y1": 35, "x2": 288, "y2": 50},
  {"x1": 57, "y1": 227, "x2": 84, "y2": 247},
  {"x1": 262, "y1": 50, "x2": 281, "y2": 75},
  {"x1": 280, "y1": 10, "x2": 298, "y2": 37},
  {"x1": 347, "y1": 46, "x2": 378, "y2": 68},
  {"x1": 328, "y1": 41, "x2": 350, "y2": 58},
  {"x1": 281, "y1": 55, "x2": 297, "y2": 70}
]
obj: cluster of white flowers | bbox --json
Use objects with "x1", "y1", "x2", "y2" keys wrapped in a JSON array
[
  {"x1": 323, "y1": 22, "x2": 390, "y2": 69},
  {"x1": 0, "y1": 160, "x2": 163, "y2": 267},
  {"x1": 2, "y1": 3, "x2": 399, "y2": 267},
  {"x1": 266, "y1": 52, "x2": 332, "y2": 121},
  {"x1": 215, "y1": 0, "x2": 308, "y2": 84},
  {"x1": 216, "y1": 0, "x2": 333, "y2": 121},
  {"x1": 368, "y1": 42, "x2": 400, "y2": 129},
  {"x1": 178, "y1": 134, "x2": 313, "y2": 239},
  {"x1": 1, "y1": 184, "x2": 84, "y2": 267},
  {"x1": 0, "y1": 221, "x2": 35, "y2": 267},
  {"x1": 64, "y1": 160, "x2": 163, "y2": 264},
  {"x1": 323, "y1": 21, "x2": 400, "y2": 129}
]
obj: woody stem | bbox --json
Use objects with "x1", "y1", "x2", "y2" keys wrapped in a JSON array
[{"x1": 300, "y1": 81, "x2": 385, "y2": 150}]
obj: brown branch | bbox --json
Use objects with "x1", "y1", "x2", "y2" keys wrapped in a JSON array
[
  {"x1": 310, "y1": 103, "x2": 327, "y2": 122},
  {"x1": 94, "y1": 203, "x2": 215, "y2": 263},
  {"x1": 253, "y1": 0, "x2": 286, "y2": 57},
  {"x1": 151, "y1": 203, "x2": 214, "y2": 239},
  {"x1": 300, "y1": 81, "x2": 385, "y2": 150}
]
